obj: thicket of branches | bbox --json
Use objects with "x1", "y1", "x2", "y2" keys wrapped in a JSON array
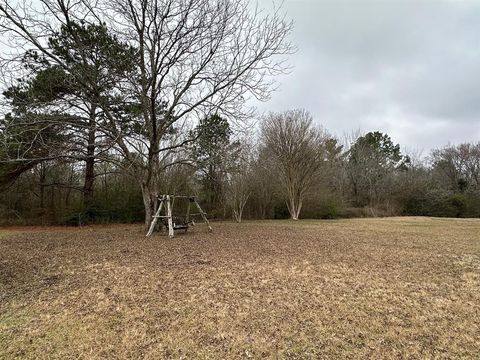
[{"x1": 2, "y1": 107, "x2": 480, "y2": 225}]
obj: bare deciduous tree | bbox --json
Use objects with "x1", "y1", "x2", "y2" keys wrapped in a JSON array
[
  {"x1": 0, "y1": 0, "x2": 294, "y2": 227},
  {"x1": 432, "y1": 142, "x2": 480, "y2": 191},
  {"x1": 249, "y1": 148, "x2": 277, "y2": 219},
  {"x1": 227, "y1": 172, "x2": 250, "y2": 223},
  {"x1": 261, "y1": 109, "x2": 327, "y2": 220},
  {"x1": 225, "y1": 140, "x2": 252, "y2": 223}
]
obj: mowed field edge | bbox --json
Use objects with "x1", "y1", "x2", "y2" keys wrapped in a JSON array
[{"x1": 1, "y1": 218, "x2": 479, "y2": 359}]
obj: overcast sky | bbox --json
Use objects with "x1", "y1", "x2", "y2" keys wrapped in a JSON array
[
  {"x1": 2, "y1": 0, "x2": 478, "y2": 154},
  {"x1": 255, "y1": 0, "x2": 480, "y2": 154}
]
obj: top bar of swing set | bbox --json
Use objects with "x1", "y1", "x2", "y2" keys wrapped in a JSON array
[{"x1": 157, "y1": 195, "x2": 197, "y2": 199}]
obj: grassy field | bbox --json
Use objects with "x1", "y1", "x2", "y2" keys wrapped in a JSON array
[{"x1": 1, "y1": 218, "x2": 479, "y2": 359}]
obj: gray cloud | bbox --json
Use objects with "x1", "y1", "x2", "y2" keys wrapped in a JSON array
[{"x1": 256, "y1": 0, "x2": 480, "y2": 153}]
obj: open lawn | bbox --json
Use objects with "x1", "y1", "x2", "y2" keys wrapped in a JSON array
[{"x1": 1, "y1": 218, "x2": 479, "y2": 359}]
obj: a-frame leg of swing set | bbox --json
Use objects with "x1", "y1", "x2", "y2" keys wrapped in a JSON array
[
  {"x1": 146, "y1": 198, "x2": 164, "y2": 237},
  {"x1": 194, "y1": 199, "x2": 212, "y2": 233},
  {"x1": 166, "y1": 195, "x2": 174, "y2": 238}
]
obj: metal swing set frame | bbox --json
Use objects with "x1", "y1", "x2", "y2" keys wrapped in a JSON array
[{"x1": 146, "y1": 195, "x2": 212, "y2": 238}]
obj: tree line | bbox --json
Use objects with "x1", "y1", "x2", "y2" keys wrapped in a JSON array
[
  {"x1": 1, "y1": 0, "x2": 479, "y2": 225},
  {"x1": 2, "y1": 107, "x2": 480, "y2": 225}
]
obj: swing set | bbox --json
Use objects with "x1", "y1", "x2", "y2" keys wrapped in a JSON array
[{"x1": 146, "y1": 195, "x2": 212, "y2": 238}]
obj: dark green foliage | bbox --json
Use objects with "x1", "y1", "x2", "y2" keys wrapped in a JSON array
[
  {"x1": 3, "y1": 66, "x2": 71, "y2": 109},
  {"x1": 340, "y1": 207, "x2": 371, "y2": 218},
  {"x1": 448, "y1": 193, "x2": 468, "y2": 217},
  {"x1": 62, "y1": 194, "x2": 144, "y2": 226},
  {"x1": 47, "y1": 22, "x2": 137, "y2": 97},
  {"x1": 273, "y1": 204, "x2": 290, "y2": 219},
  {"x1": 349, "y1": 131, "x2": 403, "y2": 167},
  {"x1": 347, "y1": 131, "x2": 410, "y2": 207},
  {"x1": 190, "y1": 115, "x2": 233, "y2": 166},
  {"x1": 5, "y1": 22, "x2": 136, "y2": 110},
  {"x1": 465, "y1": 191, "x2": 480, "y2": 217},
  {"x1": 403, "y1": 189, "x2": 471, "y2": 218},
  {"x1": 301, "y1": 192, "x2": 344, "y2": 219},
  {"x1": 1, "y1": 20, "x2": 139, "y2": 214},
  {"x1": 189, "y1": 115, "x2": 240, "y2": 215}
]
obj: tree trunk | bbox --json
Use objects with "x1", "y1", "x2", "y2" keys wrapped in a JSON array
[
  {"x1": 65, "y1": 164, "x2": 74, "y2": 207},
  {"x1": 233, "y1": 201, "x2": 242, "y2": 223},
  {"x1": 83, "y1": 105, "x2": 96, "y2": 210},
  {"x1": 142, "y1": 139, "x2": 160, "y2": 230},
  {"x1": 39, "y1": 163, "x2": 45, "y2": 211},
  {"x1": 142, "y1": 183, "x2": 158, "y2": 230},
  {"x1": 288, "y1": 196, "x2": 302, "y2": 220},
  {"x1": 39, "y1": 163, "x2": 46, "y2": 223},
  {"x1": 294, "y1": 201, "x2": 302, "y2": 220},
  {"x1": 291, "y1": 211, "x2": 299, "y2": 220}
]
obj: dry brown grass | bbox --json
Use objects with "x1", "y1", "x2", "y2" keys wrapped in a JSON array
[{"x1": 1, "y1": 218, "x2": 479, "y2": 359}]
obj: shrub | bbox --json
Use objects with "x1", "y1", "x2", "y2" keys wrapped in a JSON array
[
  {"x1": 465, "y1": 191, "x2": 480, "y2": 217},
  {"x1": 448, "y1": 193, "x2": 467, "y2": 217},
  {"x1": 301, "y1": 192, "x2": 344, "y2": 219},
  {"x1": 403, "y1": 188, "x2": 471, "y2": 218}
]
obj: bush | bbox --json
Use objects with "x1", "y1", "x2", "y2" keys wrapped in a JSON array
[
  {"x1": 0, "y1": 205, "x2": 26, "y2": 226},
  {"x1": 301, "y1": 192, "x2": 344, "y2": 219},
  {"x1": 340, "y1": 207, "x2": 370, "y2": 218},
  {"x1": 403, "y1": 189, "x2": 471, "y2": 218},
  {"x1": 273, "y1": 203, "x2": 290, "y2": 219},
  {"x1": 465, "y1": 191, "x2": 480, "y2": 217},
  {"x1": 448, "y1": 193, "x2": 467, "y2": 217}
]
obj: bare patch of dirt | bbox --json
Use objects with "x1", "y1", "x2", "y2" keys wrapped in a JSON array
[{"x1": 1, "y1": 218, "x2": 479, "y2": 358}]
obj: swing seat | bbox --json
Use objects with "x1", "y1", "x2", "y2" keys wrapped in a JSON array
[
  {"x1": 173, "y1": 217, "x2": 189, "y2": 231},
  {"x1": 162, "y1": 216, "x2": 189, "y2": 230},
  {"x1": 173, "y1": 216, "x2": 190, "y2": 230}
]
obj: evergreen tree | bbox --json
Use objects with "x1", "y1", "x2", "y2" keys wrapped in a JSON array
[
  {"x1": 190, "y1": 115, "x2": 239, "y2": 215},
  {"x1": 1, "y1": 22, "x2": 137, "y2": 212},
  {"x1": 347, "y1": 131, "x2": 410, "y2": 207}
]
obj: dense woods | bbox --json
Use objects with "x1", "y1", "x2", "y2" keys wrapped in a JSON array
[{"x1": 0, "y1": 0, "x2": 479, "y2": 225}]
